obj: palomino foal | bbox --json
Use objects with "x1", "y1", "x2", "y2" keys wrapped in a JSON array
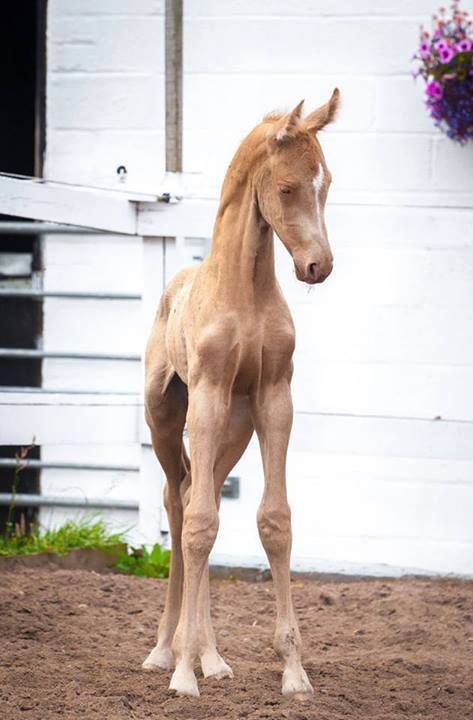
[{"x1": 143, "y1": 90, "x2": 340, "y2": 698}]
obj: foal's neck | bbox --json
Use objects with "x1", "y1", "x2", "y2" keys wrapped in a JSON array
[{"x1": 208, "y1": 159, "x2": 276, "y2": 307}]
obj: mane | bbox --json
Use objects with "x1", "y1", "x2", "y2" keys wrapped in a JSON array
[{"x1": 262, "y1": 110, "x2": 285, "y2": 123}]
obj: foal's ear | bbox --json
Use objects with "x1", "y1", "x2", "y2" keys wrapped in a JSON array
[
  {"x1": 304, "y1": 88, "x2": 340, "y2": 133},
  {"x1": 268, "y1": 100, "x2": 304, "y2": 148}
]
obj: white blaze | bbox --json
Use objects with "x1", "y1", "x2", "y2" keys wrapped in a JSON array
[{"x1": 312, "y1": 165, "x2": 325, "y2": 234}]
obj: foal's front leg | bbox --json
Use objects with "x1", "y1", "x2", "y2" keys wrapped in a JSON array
[
  {"x1": 252, "y1": 380, "x2": 313, "y2": 697},
  {"x1": 169, "y1": 382, "x2": 229, "y2": 697}
]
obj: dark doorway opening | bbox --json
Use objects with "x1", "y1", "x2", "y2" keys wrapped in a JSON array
[{"x1": 0, "y1": 2, "x2": 47, "y2": 531}]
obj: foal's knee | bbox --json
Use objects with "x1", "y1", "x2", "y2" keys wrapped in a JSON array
[
  {"x1": 257, "y1": 503, "x2": 292, "y2": 557},
  {"x1": 182, "y1": 506, "x2": 219, "y2": 559}
]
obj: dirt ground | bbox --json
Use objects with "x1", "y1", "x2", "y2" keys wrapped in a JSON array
[{"x1": 1, "y1": 568, "x2": 472, "y2": 720}]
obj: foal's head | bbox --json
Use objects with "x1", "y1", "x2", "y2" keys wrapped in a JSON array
[{"x1": 257, "y1": 90, "x2": 340, "y2": 284}]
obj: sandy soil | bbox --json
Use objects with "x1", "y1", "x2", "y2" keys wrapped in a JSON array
[{"x1": 1, "y1": 568, "x2": 472, "y2": 719}]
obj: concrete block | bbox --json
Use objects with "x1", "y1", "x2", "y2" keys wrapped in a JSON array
[
  {"x1": 186, "y1": 1, "x2": 436, "y2": 17},
  {"x1": 48, "y1": 75, "x2": 164, "y2": 130},
  {"x1": 51, "y1": 0, "x2": 163, "y2": 17},
  {"x1": 433, "y1": 139, "x2": 473, "y2": 191},
  {"x1": 49, "y1": 17, "x2": 164, "y2": 73},
  {"x1": 374, "y1": 76, "x2": 434, "y2": 132},
  {"x1": 184, "y1": 74, "x2": 374, "y2": 132},
  {"x1": 45, "y1": 128, "x2": 165, "y2": 189},
  {"x1": 184, "y1": 17, "x2": 419, "y2": 75}
]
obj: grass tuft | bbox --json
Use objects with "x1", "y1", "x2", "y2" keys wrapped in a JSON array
[
  {"x1": 0, "y1": 514, "x2": 126, "y2": 557},
  {"x1": 115, "y1": 543, "x2": 170, "y2": 578}
]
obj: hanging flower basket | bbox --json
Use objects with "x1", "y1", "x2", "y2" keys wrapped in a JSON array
[{"x1": 413, "y1": 1, "x2": 473, "y2": 143}]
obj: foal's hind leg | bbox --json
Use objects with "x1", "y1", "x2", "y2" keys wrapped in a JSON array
[
  {"x1": 197, "y1": 396, "x2": 254, "y2": 680},
  {"x1": 142, "y1": 370, "x2": 188, "y2": 672}
]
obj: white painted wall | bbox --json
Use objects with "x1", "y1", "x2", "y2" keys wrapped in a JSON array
[{"x1": 40, "y1": 0, "x2": 473, "y2": 575}]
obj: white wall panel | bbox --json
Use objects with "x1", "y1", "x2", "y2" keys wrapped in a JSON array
[
  {"x1": 294, "y1": 304, "x2": 473, "y2": 365},
  {"x1": 49, "y1": 17, "x2": 164, "y2": 74},
  {"x1": 41, "y1": 0, "x2": 473, "y2": 575},
  {"x1": 43, "y1": 298, "x2": 141, "y2": 354},
  {"x1": 433, "y1": 139, "x2": 473, "y2": 191},
  {"x1": 212, "y1": 444, "x2": 473, "y2": 575},
  {"x1": 373, "y1": 76, "x2": 434, "y2": 133},
  {"x1": 43, "y1": 234, "x2": 142, "y2": 293},
  {"x1": 42, "y1": 359, "x2": 140, "y2": 393},
  {"x1": 0, "y1": 392, "x2": 140, "y2": 445},
  {"x1": 185, "y1": 1, "x2": 436, "y2": 17},
  {"x1": 48, "y1": 76, "x2": 163, "y2": 131},
  {"x1": 184, "y1": 18, "x2": 418, "y2": 76},
  {"x1": 184, "y1": 74, "x2": 375, "y2": 134},
  {"x1": 292, "y1": 362, "x2": 473, "y2": 422},
  {"x1": 46, "y1": 130, "x2": 165, "y2": 188},
  {"x1": 46, "y1": 1, "x2": 164, "y2": 188},
  {"x1": 39, "y1": 444, "x2": 142, "y2": 544},
  {"x1": 54, "y1": 1, "x2": 164, "y2": 16},
  {"x1": 290, "y1": 413, "x2": 473, "y2": 460},
  {"x1": 183, "y1": 130, "x2": 435, "y2": 193}
]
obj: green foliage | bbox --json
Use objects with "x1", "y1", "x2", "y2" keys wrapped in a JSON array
[
  {"x1": 0, "y1": 515, "x2": 125, "y2": 557},
  {"x1": 115, "y1": 543, "x2": 171, "y2": 578}
]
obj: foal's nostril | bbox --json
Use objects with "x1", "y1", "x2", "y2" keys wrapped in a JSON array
[{"x1": 308, "y1": 262, "x2": 318, "y2": 281}]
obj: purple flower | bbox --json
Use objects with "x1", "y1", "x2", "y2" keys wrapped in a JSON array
[
  {"x1": 456, "y1": 38, "x2": 473, "y2": 52},
  {"x1": 419, "y1": 41, "x2": 431, "y2": 58},
  {"x1": 439, "y1": 46, "x2": 455, "y2": 63},
  {"x1": 434, "y1": 39, "x2": 449, "y2": 52},
  {"x1": 412, "y1": 1, "x2": 473, "y2": 144},
  {"x1": 426, "y1": 79, "x2": 444, "y2": 99}
]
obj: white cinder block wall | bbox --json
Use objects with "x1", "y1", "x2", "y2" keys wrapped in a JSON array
[{"x1": 43, "y1": 0, "x2": 473, "y2": 575}]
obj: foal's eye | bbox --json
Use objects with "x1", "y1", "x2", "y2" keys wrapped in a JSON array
[{"x1": 280, "y1": 187, "x2": 292, "y2": 195}]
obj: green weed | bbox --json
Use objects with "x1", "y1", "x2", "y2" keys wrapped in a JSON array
[
  {"x1": 0, "y1": 515, "x2": 126, "y2": 557},
  {"x1": 115, "y1": 543, "x2": 170, "y2": 578}
]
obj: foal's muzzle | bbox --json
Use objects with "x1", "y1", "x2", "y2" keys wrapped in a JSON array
[{"x1": 294, "y1": 257, "x2": 333, "y2": 284}]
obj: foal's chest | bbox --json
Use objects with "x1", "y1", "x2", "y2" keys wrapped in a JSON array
[{"x1": 227, "y1": 312, "x2": 296, "y2": 390}]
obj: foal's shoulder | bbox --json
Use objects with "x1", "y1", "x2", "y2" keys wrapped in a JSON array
[{"x1": 158, "y1": 266, "x2": 199, "y2": 318}]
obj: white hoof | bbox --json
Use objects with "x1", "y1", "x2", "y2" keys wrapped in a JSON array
[
  {"x1": 169, "y1": 665, "x2": 200, "y2": 697},
  {"x1": 282, "y1": 663, "x2": 314, "y2": 697},
  {"x1": 200, "y1": 650, "x2": 234, "y2": 680},
  {"x1": 142, "y1": 645, "x2": 174, "y2": 671}
]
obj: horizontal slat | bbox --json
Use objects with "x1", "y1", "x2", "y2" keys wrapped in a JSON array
[
  {"x1": 39, "y1": 444, "x2": 141, "y2": 503},
  {"x1": 0, "y1": 458, "x2": 138, "y2": 472},
  {"x1": 0, "y1": 391, "x2": 141, "y2": 444},
  {"x1": 0, "y1": 289, "x2": 141, "y2": 300},
  {"x1": 0, "y1": 390, "x2": 140, "y2": 405},
  {"x1": 0, "y1": 175, "x2": 139, "y2": 234},
  {"x1": 0, "y1": 221, "x2": 109, "y2": 234},
  {"x1": 0, "y1": 493, "x2": 138, "y2": 510},
  {"x1": 0, "y1": 349, "x2": 139, "y2": 361}
]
